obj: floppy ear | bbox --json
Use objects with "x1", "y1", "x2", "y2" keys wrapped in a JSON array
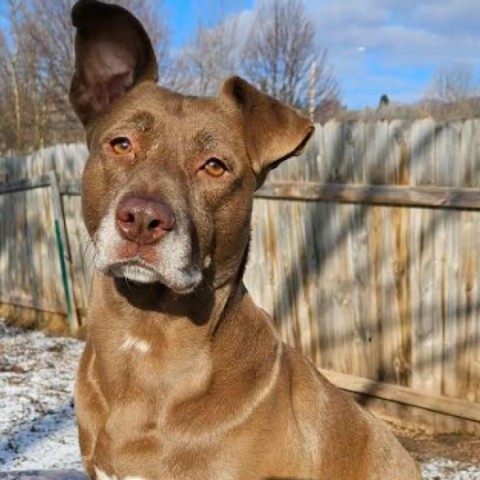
[
  {"x1": 69, "y1": 0, "x2": 158, "y2": 126},
  {"x1": 220, "y1": 76, "x2": 314, "y2": 187}
]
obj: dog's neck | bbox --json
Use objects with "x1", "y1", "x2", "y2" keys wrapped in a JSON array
[
  {"x1": 89, "y1": 236, "x2": 252, "y2": 334},
  {"x1": 88, "y1": 269, "x2": 244, "y2": 344},
  {"x1": 87, "y1": 270, "x2": 280, "y2": 417}
]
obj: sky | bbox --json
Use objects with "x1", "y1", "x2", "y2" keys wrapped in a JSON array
[
  {"x1": 0, "y1": 2, "x2": 8, "y2": 32},
  {"x1": 163, "y1": 0, "x2": 480, "y2": 109},
  {"x1": 0, "y1": 0, "x2": 478, "y2": 109}
]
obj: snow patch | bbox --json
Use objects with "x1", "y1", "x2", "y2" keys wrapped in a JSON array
[{"x1": 0, "y1": 320, "x2": 83, "y2": 471}]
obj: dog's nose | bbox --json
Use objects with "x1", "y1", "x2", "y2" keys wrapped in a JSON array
[{"x1": 115, "y1": 195, "x2": 175, "y2": 244}]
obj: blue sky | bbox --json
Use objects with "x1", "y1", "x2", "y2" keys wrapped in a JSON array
[
  {"x1": 0, "y1": 3, "x2": 8, "y2": 32},
  {"x1": 163, "y1": 0, "x2": 480, "y2": 109},
  {"x1": 164, "y1": 0, "x2": 254, "y2": 46}
]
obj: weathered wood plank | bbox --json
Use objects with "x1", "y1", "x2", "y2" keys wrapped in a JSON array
[
  {"x1": 350, "y1": 121, "x2": 366, "y2": 183},
  {"x1": 330, "y1": 203, "x2": 355, "y2": 374},
  {"x1": 347, "y1": 203, "x2": 378, "y2": 378},
  {"x1": 48, "y1": 171, "x2": 79, "y2": 330},
  {"x1": 410, "y1": 121, "x2": 443, "y2": 435},
  {"x1": 321, "y1": 368, "x2": 480, "y2": 423},
  {"x1": 411, "y1": 118, "x2": 436, "y2": 186},
  {"x1": 388, "y1": 120, "x2": 410, "y2": 185},
  {"x1": 256, "y1": 182, "x2": 480, "y2": 210},
  {"x1": 0, "y1": 176, "x2": 50, "y2": 194},
  {"x1": 0, "y1": 293, "x2": 65, "y2": 315}
]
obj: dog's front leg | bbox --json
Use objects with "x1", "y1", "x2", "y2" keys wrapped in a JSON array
[{"x1": 75, "y1": 341, "x2": 108, "y2": 478}]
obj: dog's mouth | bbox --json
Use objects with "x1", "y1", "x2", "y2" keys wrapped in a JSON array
[
  {"x1": 93, "y1": 204, "x2": 204, "y2": 295},
  {"x1": 104, "y1": 258, "x2": 202, "y2": 295}
]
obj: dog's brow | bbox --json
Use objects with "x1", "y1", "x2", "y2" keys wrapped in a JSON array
[
  {"x1": 120, "y1": 111, "x2": 155, "y2": 132},
  {"x1": 193, "y1": 130, "x2": 217, "y2": 150}
]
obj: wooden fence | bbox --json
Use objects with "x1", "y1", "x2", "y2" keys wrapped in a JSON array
[
  {"x1": 0, "y1": 144, "x2": 90, "y2": 328},
  {"x1": 1, "y1": 119, "x2": 480, "y2": 433}
]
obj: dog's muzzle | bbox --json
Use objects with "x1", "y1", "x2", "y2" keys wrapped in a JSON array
[{"x1": 94, "y1": 194, "x2": 203, "y2": 294}]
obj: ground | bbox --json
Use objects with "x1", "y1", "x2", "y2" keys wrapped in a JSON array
[
  {"x1": 399, "y1": 431, "x2": 480, "y2": 479},
  {"x1": 1, "y1": 318, "x2": 480, "y2": 479}
]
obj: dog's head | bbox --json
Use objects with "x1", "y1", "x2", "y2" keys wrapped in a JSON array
[{"x1": 70, "y1": 0, "x2": 313, "y2": 295}]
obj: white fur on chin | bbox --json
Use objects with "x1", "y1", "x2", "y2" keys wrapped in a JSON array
[
  {"x1": 110, "y1": 261, "x2": 202, "y2": 294},
  {"x1": 94, "y1": 204, "x2": 202, "y2": 294}
]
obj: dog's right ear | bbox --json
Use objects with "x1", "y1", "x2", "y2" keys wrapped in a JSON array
[{"x1": 69, "y1": 0, "x2": 158, "y2": 126}]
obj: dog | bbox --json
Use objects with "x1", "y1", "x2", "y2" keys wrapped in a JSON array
[{"x1": 69, "y1": 1, "x2": 421, "y2": 479}]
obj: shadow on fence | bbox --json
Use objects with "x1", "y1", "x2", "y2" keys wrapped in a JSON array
[{"x1": 1, "y1": 120, "x2": 480, "y2": 433}]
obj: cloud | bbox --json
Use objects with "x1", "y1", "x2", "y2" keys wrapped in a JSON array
[
  {"x1": 296, "y1": 0, "x2": 480, "y2": 107},
  {"x1": 306, "y1": 0, "x2": 480, "y2": 64}
]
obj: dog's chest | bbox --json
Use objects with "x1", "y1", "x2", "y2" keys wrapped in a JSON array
[
  {"x1": 94, "y1": 420, "x2": 238, "y2": 480},
  {"x1": 92, "y1": 334, "x2": 229, "y2": 479},
  {"x1": 99, "y1": 328, "x2": 212, "y2": 397}
]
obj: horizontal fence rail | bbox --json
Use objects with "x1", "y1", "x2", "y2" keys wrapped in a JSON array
[{"x1": 257, "y1": 182, "x2": 480, "y2": 210}]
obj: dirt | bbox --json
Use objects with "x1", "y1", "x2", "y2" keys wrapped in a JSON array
[{"x1": 398, "y1": 429, "x2": 480, "y2": 467}]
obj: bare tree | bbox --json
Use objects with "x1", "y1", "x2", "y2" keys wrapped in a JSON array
[
  {"x1": 425, "y1": 63, "x2": 478, "y2": 103},
  {"x1": 241, "y1": 0, "x2": 340, "y2": 115},
  {"x1": 180, "y1": 18, "x2": 240, "y2": 96},
  {"x1": 0, "y1": 0, "x2": 46, "y2": 152},
  {"x1": 0, "y1": 0, "x2": 171, "y2": 154}
]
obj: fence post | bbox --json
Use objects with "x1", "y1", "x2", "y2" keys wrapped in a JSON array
[{"x1": 48, "y1": 170, "x2": 79, "y2": 331}]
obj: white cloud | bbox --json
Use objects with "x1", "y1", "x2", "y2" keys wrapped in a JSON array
[
  {"x1": 305, "y1": 0, "x2": 480, "y2": 63},
  {"x1": 301, "y1": 0, "x2": 480, "y2": 107}
]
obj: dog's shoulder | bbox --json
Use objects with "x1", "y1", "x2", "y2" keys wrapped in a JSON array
[{"x1": 281, "y1": 345, "x2": 421, "y2": 478}]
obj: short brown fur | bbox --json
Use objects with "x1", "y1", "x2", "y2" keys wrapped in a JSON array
[{"x1": 70, "y1": 2, "x2": 421, "y2": 479}]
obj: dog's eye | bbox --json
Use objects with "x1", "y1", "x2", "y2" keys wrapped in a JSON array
[
  {"x1": 203, "y1": 158, "x2": 227, "y2": 178},
  {"x1": 110, "y1": 137, "x2": 132, "y2": 155}
]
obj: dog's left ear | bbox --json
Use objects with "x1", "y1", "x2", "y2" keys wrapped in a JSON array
[
  {"x1": 220, "y1": 76, "x2": 314, "y2": 188},
  {"x1": 69, "y1": 0, "x2": 158, "y2": 126}
]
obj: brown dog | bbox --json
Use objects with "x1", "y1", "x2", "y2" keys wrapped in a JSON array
[{"x1": 70, "y1": 2, "x2": 421, "y2": 479}]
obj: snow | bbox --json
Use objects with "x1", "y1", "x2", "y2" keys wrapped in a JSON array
[
  {"x1": 423, "y1": 459, "x2": 480, "y2": 480},
  {"x1": 0, "y1": 320, "x2": 83, "y2": 472},
  {"x1": 1, "y1": 318, "x2": 480, "y2": 479}
]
